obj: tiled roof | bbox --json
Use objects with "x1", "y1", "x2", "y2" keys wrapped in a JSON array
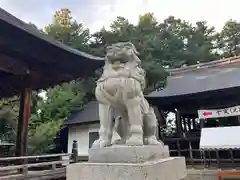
[
  {"x1": 64, "y1": 101, "x2": 99, "y2": 125},
  {"x1": 169, "y1": 56, "x2": 240, "y2": 75},
  {"x1": 148, "y1": 56, "x2": 240, "y2": 98}
]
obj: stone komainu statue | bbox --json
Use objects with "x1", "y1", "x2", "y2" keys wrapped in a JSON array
[{"x1": 93, "y1": 42, "x2": 163, "y2": 148}]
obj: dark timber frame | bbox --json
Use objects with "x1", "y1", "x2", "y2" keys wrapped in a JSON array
[
  {"x1": 0, "y1": 8, "x2": 104, "y2": 157},
  {"x1": 147, "y1": 56, "x2": 240, "y2": 169}
]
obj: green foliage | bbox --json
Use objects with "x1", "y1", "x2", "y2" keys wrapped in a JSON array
[
  {"x1": 88, "y1": 14, "x2": 221, "y2": 90},
  {"x1": 28, "y1": 119, "x2": 64, "y2": 155},
  {"x1": 0, "y1": 97, "x2": 19, "y2": 142},
  {"x1": 27, "y1": 83, "x2": 87, "y2": 155},
  {"x1": 219, "y1": 19, "x2": 240, "y2": 57},
  {"x1": 44, "y1": 9, "x2": 90, "y2": 50}
]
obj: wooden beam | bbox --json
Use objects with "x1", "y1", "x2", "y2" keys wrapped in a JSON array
[
  {"x1": 15, "y1": 88, "x2": 31, "y2": 157},
  {"x1": 0, "y1": 53, "x2": 74, "y2": 80},
  {"x1": 0, "y1": 54, "x2": 30, "y2": 75},
  {"x1": 0, "y1": 71, "x2": 74, "y2": 99}
]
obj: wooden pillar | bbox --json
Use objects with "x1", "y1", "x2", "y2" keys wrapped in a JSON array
[
  {"x1": 175, "y1": 110, "x2": 182, "y2": 137},
  {"x1": 183, "y1": 118, "x2": 187, "y2": 132},
  {"x1": 192, "y1": 118, "x2": 196, "y2": 129},
  {"x1": 156, "y1": 109, "x2": 165, "y2": 140},
  {"x1": 187, "y1": 118, "x2": 191, "y2": 131},
  {"x1": 157, "y1": 121, "x2": 163, "y2": 140},
  {"x1": 237, "y1": 116, "x2": 240, "y2": 125},
  {"x1": 200, "y1": 118, "x2": 204, "y2": 129},
  {"x1": 15, "y1": 88, "x2": 31, "y2": 157}
]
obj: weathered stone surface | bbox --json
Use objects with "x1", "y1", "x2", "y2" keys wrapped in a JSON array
[
  {"x1": 89, "y1": 145, "x2": 169, "y2": 163},
  {"x1": 67, "y1": 157, "x2": 187, "y2": 180},
  {"x1": 93, "y1": 42, "x2": 162, "y2": 148}
]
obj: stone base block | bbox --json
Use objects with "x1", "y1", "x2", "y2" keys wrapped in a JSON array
[
  {"x1": 67, "y1": 157, "x2": 187, "y2": 180},
  {"x1": 89, "y1": 145, "x2": 169, "y2": 163}
]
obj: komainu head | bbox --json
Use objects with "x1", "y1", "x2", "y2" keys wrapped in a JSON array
[{"x1": 105, "y1": 42, "x2": 141, "y2": 64}]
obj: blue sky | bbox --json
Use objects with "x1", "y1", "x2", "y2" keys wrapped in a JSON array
[{"x1": 1, "y1": 0, "x2": 240, "y2": 33}]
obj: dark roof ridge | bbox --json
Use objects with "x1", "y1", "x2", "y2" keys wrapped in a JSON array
[
  {"x1": 0, "y1": 7, "x2": 104, "y2": 61},
  {"x1": 168, "y1": 56, "x2": 240, "y2": 75}
]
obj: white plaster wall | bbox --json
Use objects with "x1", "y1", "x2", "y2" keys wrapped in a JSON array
[
  {"x1": 68, "y1": 122, "x2": 120, "y2": 156},
  {"x1": 68, "y1": 123, "x2": 100, "y2": 156},
  {"x1": 68, "y1": 122, "x2": 160, "y2": 156}
]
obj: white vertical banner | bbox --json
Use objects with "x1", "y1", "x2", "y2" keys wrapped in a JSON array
[{"x1": 198, "y1": 105, "x2": 240, "y2": 119}]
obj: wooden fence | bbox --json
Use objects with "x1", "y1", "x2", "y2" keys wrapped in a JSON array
[
  {"x1": 0, "y1": 153, "x2": 72, "y2": 180},
  {"x1": 164, "y1": 137, "x2": 240, "y2": 169},
  {"x1": 0, "y1": 140, "x2": 78, "y2": 180}
]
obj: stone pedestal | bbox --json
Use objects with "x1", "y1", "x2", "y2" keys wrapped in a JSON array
[
  {"x1": 67, "y1": 145, "x2": 187, "y2": 180},
  {"x1": 89, "y1": 145, "x2": 170, "y2": 163}
]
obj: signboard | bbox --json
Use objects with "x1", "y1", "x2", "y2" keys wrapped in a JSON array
[
  {"x1": 200, "y1": 126, "x2": 240, "y2": 149},
  {"x1": 198, "y1": 105, "x2": 240, "y2": 119}
]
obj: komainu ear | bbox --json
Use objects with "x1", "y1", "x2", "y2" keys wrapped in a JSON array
[{"x1": 127, "y1": 42, "x2": 139, "y2": 55}]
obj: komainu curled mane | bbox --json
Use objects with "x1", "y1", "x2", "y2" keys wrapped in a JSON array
[
  {"x1": 96, "y1": 42, "x2": 145, "y2": 104},
  {"x1": 93, "y1": 42, "x2": 163, "y2": 148}
]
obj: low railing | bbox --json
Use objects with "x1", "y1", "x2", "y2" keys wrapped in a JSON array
[
  {"x1": 0, "y1": 153, "x2": 72, "y2": 180},
  {"x1": 170, "y1": 148, "x2": 240, "y2": 169},
  {"x1": 0, "y1": 141, "x2": 79, "y2": 180},
  {"x1": 164, "y1": 137, "x2": 240, "y2": 169}
]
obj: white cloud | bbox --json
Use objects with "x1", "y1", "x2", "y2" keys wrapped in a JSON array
[
  {"x1": 87, "y1": 0, "x2": 240, "y2": 32},
  {"x1": 146, "y1": 0, "x2": 240, "y2": 31},
  {"x1": 1, "y1": 0, "x2": 240, "y2": 32},
  {"x1": 87, "y1": 0, "x2": 148, "y2": 32}
]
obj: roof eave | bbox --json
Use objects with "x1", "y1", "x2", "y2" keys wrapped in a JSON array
[{"x1": 167, "y1": 56, "x2": 240, "y2": 75}]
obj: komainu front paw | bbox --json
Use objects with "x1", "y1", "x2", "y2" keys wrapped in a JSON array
[
  {"x1": 92, "y1": 139, "x2": 111, "y2": 148},
  {"x1": 144, "y1": 136, "x2": 164, "y2": 146},
  {"x1": 126, "y1": 135, "x2": 143, "y2": 146},
  {"x1": 112, "y1": 139, "x2": 126, "y2": 145}
]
